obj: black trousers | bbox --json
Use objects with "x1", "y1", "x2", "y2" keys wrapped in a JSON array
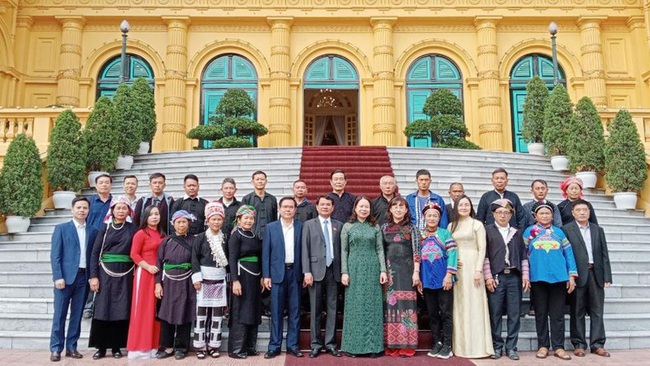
[
  {"x1": 487, "y1": 272, "x2": 522, "y2": 352},
  {"x1": 227, "y1": 321, "x2": 258, "y2": 355},
  {"x1": 159, "y1": 320, "x2": 191, "y2": 352},
  {"x1": 570, "y1": 268, "x2": 606, "y2": 350},
  {"x1": 531, "y1": 281, "x2": 566, "y2": 350},
  {"x1": 422, "y1": 287, "x2": 453, "y2": 347},
  {"x1": 308, "y1": 265, "x2": 338, "y2": 351}
]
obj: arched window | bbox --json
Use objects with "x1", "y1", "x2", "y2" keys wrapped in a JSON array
[
  {"x1": 304, "y1": 55, "x2": 359, "y2": 89},
  {"x1": 406, "y1": 54, "x2": 463, "y2": 146},
  {"x1": 96, "y1": 54, "x2": 154, "y2": 99},
  {"x1": 509, "y1": 54, "x2": 565, "y2": 152}
]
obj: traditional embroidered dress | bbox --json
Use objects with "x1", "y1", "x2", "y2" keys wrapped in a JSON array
[
  {"x1": 191, "y1": 229, "x2": 229, "y2": 353},
  {"x1": 88, "y1": 221, "x2": 138, "y2": 351},
  {"x1": 382, "y1": 222, "x2": 420, "y2": 353},
  {"x1": 156, "y1": 234, "x2": 197, "y2": 353}
]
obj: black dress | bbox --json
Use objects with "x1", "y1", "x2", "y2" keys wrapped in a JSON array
[
  {"x1": 88, "y1": 221, "x2": 138, "y2": 350},
  {"x1": 227, "y1": 227, "x2": 262, "y2": 355},
  {"x1": 156, "y1": 235, "x2": 197, "y2": 325}
]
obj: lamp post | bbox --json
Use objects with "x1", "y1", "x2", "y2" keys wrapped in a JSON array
[
  {"x1": 119, "y1": 20, "x2": 131, "y2": 84},
  {"x1": 549, "y1": 21, "x2": 559, "y2": 85}
]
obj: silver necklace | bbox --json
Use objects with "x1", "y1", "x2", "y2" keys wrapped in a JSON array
[
  {"x1": 237, "y1": 228, "x2": 255, "y2": 238},
  {"x1": 111, "y1": 221, "x2": 125, "y2": 231}
]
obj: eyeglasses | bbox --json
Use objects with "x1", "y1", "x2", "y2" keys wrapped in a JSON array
[{"x1": 495, "y1": 211, "x2": 512, "y2": 217}]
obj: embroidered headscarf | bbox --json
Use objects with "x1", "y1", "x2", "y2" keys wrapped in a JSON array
[
  {"x1": 236, "y1": 205, "x2": 256, "y2": 218},
  {"x1": 104, "y1": 196, "x2": 134, "y2": 222},
  {"x1": 490, "y1": 198, "x2": 514, "y2": 213},
  {"x1": 170, "y1": 210, "x2": 197, "y2": 225},
  {"x1": 532, "y1": 200, "x2": 556, "y2": 214},
  {"x1": 421, "y1": 202, "x2": 443, "y2": 216},
  {"x1": 204, "y1": 200, "x2": 225, "y2": 222},
  {"x1": 560, "y1": 176, "x2": 584, "y2": 199}
]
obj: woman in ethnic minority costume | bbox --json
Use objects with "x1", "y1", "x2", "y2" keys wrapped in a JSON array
[
  {"x1": 88, "y1": 196, "x2": 138, "y2": 359},
  {"x1": 126, "y1": 205, "x2": 166, "y2": 359},
  {"x1": 381, "y1": 197, "x2": 420, "y2": 357},
  {"x1": 340, "y1": 196, "x2": 388, "y2": 358},
  {"x1": 191, "y1": 201, "x2": 229, "y2": 359},
  {"x1": 557, "y1": 176, "x2": 599, "y2": 226},
  {"x1": 154, "y1": 210, "x2": 197, "y2": 360},
  {"x1": 227, "y1": 205, "x2": 262, "y2": 359}
]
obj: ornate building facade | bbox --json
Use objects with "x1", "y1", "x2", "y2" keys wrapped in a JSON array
[{"x1": 1, "y1": 0, "x2": 649, "y2": 152}]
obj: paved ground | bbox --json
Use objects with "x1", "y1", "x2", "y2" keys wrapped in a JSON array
[{"x1": 3, "y1": 349, "x2": 650, "y2": 366}]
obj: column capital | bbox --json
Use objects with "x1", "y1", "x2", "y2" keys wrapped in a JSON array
[
  {"x1": 54, "y1": 16, "x2": 85, "y2": 27},
  {"x1": 577, "y1": 16, "x2": 607, "y2": 28},
  {"x1": 162, "y1": 16, "x2": 191, "y2": 28},
  {"x1": 370, "y1": 17, "x2": 397, "y2": 27},
  {"x1": 474, "y1": 16, "x2": 502, "y2": 28},
  {"x1": 627, "y1": 16, "x2": 645, "y2": 30},
  {"x1": 267, "y1": 16, "x2": 294, "y2": 27},
  {"x1": 16, "y1": 15, "x2": 33, "y2": 29}
]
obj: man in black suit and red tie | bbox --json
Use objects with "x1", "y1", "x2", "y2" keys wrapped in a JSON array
[{"x1": 563, "y1": 199, "x2": 612, "y2": 358}]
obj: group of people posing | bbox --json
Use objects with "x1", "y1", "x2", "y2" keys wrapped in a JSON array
[{"x1": 48, "y1": 167, "x2": 612, "y2": 362}]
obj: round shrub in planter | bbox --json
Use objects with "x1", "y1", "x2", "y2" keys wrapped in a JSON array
[
  {"x1": 567, "y1": 97, "x2": 605, "y2": 188},
  {"x1": 131, "y1": 77, "x2": 156, "y2": 152},
  {"x1": 47, "y1": 110, "x2": 86, "y2": 208},
  {"x1": 521, "y1": 76, "x2": 549, "y2": 154},
  {"x1": 113, "y1": 83, "x2": 143, "y2": 158},
  {"x1": 0, "y1": 134, "x2": 43, "y2": 232},
  {"x1": 543, "y1": 84, "x2": 573, "y2": 169},
  {"x1": 604, "y1": 109, "x2": 648, "y2": 209},
  {"x1": 82, "y1": 96, "x2": 120, "y2": 185}
]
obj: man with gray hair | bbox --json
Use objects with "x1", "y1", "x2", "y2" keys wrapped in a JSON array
[{"x1": 371, "y1": 175, "x2": 397, "y2": 226}]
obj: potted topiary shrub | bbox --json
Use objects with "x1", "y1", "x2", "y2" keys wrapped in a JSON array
[
  {"x1": 131, "y1": 77, "x2": 156, "y2": 154},
  {"x1": 604, "y1": 109, "x2": 648, "y2": 209},
  {"x1": 82, "y1": 96, "x2": 120, "y2": 187},
  {"x1": 113, "y1": 83, "x2": 143, "y2": 168},
  {"x1": 0, "y1": 134, "x2": 44, "y2": 233},
  {"x1": 521, "y1": 76, "x2": 548, "y2": 155},
  {"x1": 567, "y1": 96, "x2": 605, "y2": 188},
  {"x1": 47, "y1": 109, "x2": 86, "y2": 209},
  {"x1": 404, "y1": 89, "x2": 481, "y2": 149},
  {"x1": 543, "y1": 83, "x2": 573, "y2": 170}
]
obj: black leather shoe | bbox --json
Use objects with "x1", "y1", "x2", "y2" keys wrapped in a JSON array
[
  {"x1": 326, "y1": 348, "x2": 341, "y2": 357},
  {"x1": 112, "y1": 349, "x2": 122, "y2": 359},
  {"x1": 287, "y1": 348, "x2": 303, "y2": 357},
  {"x1": 264, "y1": 349, "x2": 280, "y2": 359},
  {"x1": 92, "y1": 349, "x2": 106, "y2": 360},
  {"x1": 50, "y1": 352, "x2": 61, "y2": 362},
  {"x1": 246, "y1": 349, "x2": 260, "y2": 356},
  {"x1": 156, "y1": 350, "x2": 172, "y2": 359},
  {"x1": 174, "y1": 351, "x2": 187, "y2": 360},
  {"x1": 309, "y1": 349, "x2": 320, "y2": 358},
  {"x1": 507, "y1": 350, "x2": 520, "y2": 360},
  {"x1": 228, "y1": 353, "x2": 247, "y2": 359},
  {"x1": 65, "y1": 350, "x2": 83, "y2": 359}
]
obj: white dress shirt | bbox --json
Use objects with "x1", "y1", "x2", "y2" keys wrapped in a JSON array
[
  {"x1": 318, "y1": 216, "x2": 335, "y2": 261},
  {"x1": 282, "y1": 220, "x2": 295, "y2": 264},
  {"x1": 73, "y1": 219, "x2": 87, "y2": 269}
]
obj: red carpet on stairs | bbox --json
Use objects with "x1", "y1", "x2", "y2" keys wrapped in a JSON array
[{"x1": 299, "y1": 146, "x2": 394, "y2": 200}]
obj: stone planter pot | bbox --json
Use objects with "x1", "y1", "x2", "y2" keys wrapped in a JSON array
[
  {"x1": 88, "y1": 171, "x2": 109, "y2": 188},
  {"x1": 115, "y1": 155, "x2": 134, "y2": 170},
  {"x1": 575, "y1": 171, "x2": 597, "y2": 189},
  {"x1": 613, "y1": 192, "x2": 638, "y2": 210},
  {"x1": 550, "y1": 155, "x2": 569, "y2": 171},
  {"x1": 527, "y1": 142, "x2": 545, "y2": 156},
  {"x1": 138, "y1": 141, "x2": 150, "y2": 155},
  {"x1": 5, "y1": 216, "x2": 31, "y2": 234},
  {"x1": 53, "y1": 191, "x2": 76, "y2": 210}
]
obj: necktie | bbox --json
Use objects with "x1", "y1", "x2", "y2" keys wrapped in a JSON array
[{"x1": 323, "y1": 219, "x2": 332, "y2": 267}]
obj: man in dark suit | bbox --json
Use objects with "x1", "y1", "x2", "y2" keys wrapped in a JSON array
[
  {"x1": 49, "y1": 197, "x2": 99, "y2": 362},
  {"x1": 262, "y1": 197, "x2": 304, "y2": 359},
  {"x1": 301, "y1": 196, "x2": 342, "y2": 358},
  {"x1": 564, "y1": 199, "x2": 612, "y2": 358}
]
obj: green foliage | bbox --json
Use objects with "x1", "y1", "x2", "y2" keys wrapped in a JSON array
[
  {"x1": 186, "y1": 124, "x2": 227, "y2": 141},
  {"x1": 217, "y1": 89, "x2": 255, "y2": 117},
  {"x1": 225, "y1": 116, "x2": 268, "y2": 137},
  {"x1": 211, "y1": 136, "x2": 254, "y2": 149},
  {"x1": 604, "y1": 110, "x2": 648, "y2": 192},
  {"x1": 522, "y1": 76, "x2": 549, "y2": 143},
  {"x1": 543, "y1": 84, "x2": 573, "y2": 156},
  {"x1": 82, "y1": 97, "x2": 120, "y2": 172},
  {"x1": 113, "y1": 83, "x2": 143, "y2": 155},
  {"x1": 47, "y1": 110, "x2": 86, "y2": 191},
  {"x1": 0, "y1": 134, "x2": 43, "y2": 217},
  {"x1": 567, "y1": 97, "x2": 605, "y2": 172},
  {"x1": 131, "y1": 77, "x2": 157, "y2": 142},
  {"x1": 403, "y1": 89, "x2": 480, "y2": 150}
]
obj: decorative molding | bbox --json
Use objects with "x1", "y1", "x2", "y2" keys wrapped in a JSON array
[
  {"x1": 394, "y1": 25, "x2": 475, "y2": 33},
  {"x1": 293, "y1": 25, "x2": 372, "y2": 33},
  {"x1": 85, "y1": 23, "x2": 167, "y2": 32},
  {"x1": 189, "y1": 24, "x2": 270, "y2": 32},
  {"x1": 497, "y1": 23, "x2": 580, "y2": 32}
]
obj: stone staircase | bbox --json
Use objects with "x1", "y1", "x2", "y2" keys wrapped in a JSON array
[{"x1": 0, "y1": 147, "x2": 649, "y2": 350}]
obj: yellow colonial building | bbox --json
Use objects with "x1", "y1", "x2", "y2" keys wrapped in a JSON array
[{"x1": 1, "y1": 0, "x2": 650, "y2": 153}]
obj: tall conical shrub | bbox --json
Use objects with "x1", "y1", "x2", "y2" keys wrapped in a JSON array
[
  {"x1": 47, "y1": 110, "x2": 86, "y2": 191},
  {"x1": 0, "y1": 134, "x2": 43, "y2": 217},
  {"x1": 113, "y1": 83, "x2": 143, "y2": 155},
  {"x1": 522, "y1": 76, "x2": 548, "y2": 143},
  {"x1": 131, "y1": 77, "x2": 157, "y2": 142},
  {"x1": 604, "y1": 110, "x2": 648, "y2": 192},
  {"x1": 567, "y1": 96, "x2": 605, "y2": 172},
  {"x1": 543, "y1": 83, "x2": 573, "y2": 156},
  {"x1": 83, "y1": 96, "x2": 120, "y2": 172}
]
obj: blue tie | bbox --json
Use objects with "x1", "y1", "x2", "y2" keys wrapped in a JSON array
[{"x1": 323, "y1": 219, "x2": 332, "y2": 267}]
